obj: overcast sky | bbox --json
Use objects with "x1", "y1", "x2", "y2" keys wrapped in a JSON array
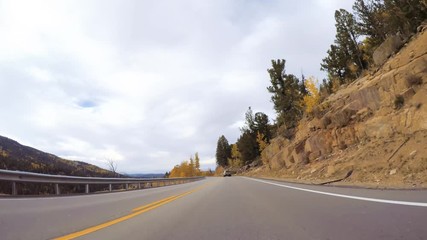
[{"x1": 0, "y1": 0, "x2": 354, "y2": 173}]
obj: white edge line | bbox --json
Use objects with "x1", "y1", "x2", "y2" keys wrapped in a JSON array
[{"x1": 244, "y1": 177, "x2": 427, "y2": 207}]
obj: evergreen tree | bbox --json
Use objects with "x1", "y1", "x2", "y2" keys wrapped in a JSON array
[
  {"x1": 321, "y1": 9, "x2": 366, "y2": 83},
  {"x1": 336, "y1": 9, "x2": 364, "y2": 73},
  {"x1": 353, "y1": 0, "x2": 387, "y2": 48},
  {"x1": 253, "y1": 112, "x2": 271, "y2": 143},
  {"x1": 215, "y1": 135, "x2": 231, "y2": 167},
  {"x1": 241, "y1": 107, "x2": 255, "y2": 133},
  {"x1": 267, "y1": 59, "x2": 304, "y2": 129},
  {"x1": 299, "y1": 74, "x2": 309, "y2": 96},
  {"x1": 189, "y1": 156, "x2": 195, "y2": 176},
  {"x1": 194, "y1": 152, "x2": 200, "y2": 170},
  {"x1": 319, "y1": 78, "x2": 333, "y2": 100},
  {"x1": 236, "y1": 130, "x2": 259, "y2": 165},
  {"x1": 383, "y1": 0, "x2": 427, "y2": 35},
  {"x1": 240, "y1": 108, "x2": 271, "y2": 161},
  {"x1": 321, "y1": 44, "x2": 347, "y2": 82},
  {"x1": 241, "y1": 107, "x2": 270, "y2": 138}
]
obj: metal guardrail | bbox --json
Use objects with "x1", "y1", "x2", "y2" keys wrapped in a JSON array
[{"x1": 0, "y1": 169, "x2": 204, "y2": 196}]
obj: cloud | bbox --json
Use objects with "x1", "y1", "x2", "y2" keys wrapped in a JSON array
[{"x1": 0, "y1": 0, "x2": 353, "y2": 173}]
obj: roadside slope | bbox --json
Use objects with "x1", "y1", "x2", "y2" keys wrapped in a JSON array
[{"x1": 252, "y1": 30, "x2": 427, "y2": 188}]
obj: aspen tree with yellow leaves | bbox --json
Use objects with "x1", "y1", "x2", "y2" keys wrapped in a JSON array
[
  {"x1": 303, "y1": 77, "x2": 320, "y2": 114},
  {"x1": 168, "y1": 153, "x2": 203, "y2": 178},
  {"x1": 227, "y1": 144, "x2": 243, "y2": 168},
  {"x1": 256, "y1": 132, "x2": 268, "y2": 153}
]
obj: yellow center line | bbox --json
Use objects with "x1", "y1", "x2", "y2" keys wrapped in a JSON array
[
  {"x1": 131, "y1": 194, "x2": 180, "y2": 212},
  {"x1": 54, "y1": 183, "x2": 210, "y2": 240}
]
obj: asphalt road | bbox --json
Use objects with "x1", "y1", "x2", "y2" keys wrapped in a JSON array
[{"x1": 1, "y1": 177, "x2": 427, "y2": 240}]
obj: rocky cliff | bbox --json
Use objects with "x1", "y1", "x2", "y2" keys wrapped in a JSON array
[{"x1": 251, "y1": 29, "x2": 427, "y2": 188}]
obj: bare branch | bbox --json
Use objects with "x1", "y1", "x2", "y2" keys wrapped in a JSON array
[{"x1": 106, "y1": 159, "x2": 118, "y2": 177}]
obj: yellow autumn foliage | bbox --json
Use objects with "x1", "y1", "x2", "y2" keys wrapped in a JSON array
[
  {"x1": 0, "y1": 150, "x2": 8, "y2": 157},
  {"x1": 303, "y1": 77, "x2": 320, "y2": 114},
  {"x1": 256, "y1": 132, "x2": 268, "y2": 153},
  {"x1": 214, "y1": 165, "x2": 225, "y2": 176},
  {"x1": 227, "y1": 144, "x2": 243, "y2": 168},
  {"x1": 169, "y1": 160, "x2": 202, "y2": 178}
]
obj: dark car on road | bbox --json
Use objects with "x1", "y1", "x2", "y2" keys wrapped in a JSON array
[{"x1": 223, "y1": 170, "x2": 235, "y2": 177}]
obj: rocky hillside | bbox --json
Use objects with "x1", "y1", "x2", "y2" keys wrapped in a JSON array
[
  {"x1": 0, "y1": 135, "x2": 115, "y2": 177},
  {"x1": 250, "y1": 29, "x2": 427, "y2": 188}
]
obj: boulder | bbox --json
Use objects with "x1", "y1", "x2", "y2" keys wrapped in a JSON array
[
  {"x1": 329, "y1": 106, "x2": 357, "y2": 128},
  {"x1": 401, "y1": 87, "x2": 416, "y2": 100},
  {"x1": 373, "y1": 34, "x2": 407, "y2": 66},
  {"x1": 348, "y1": 87, "x2": 381, "y2": 111},
  {"x1": 249, "y1": 159, "x2": 262, "y2": 168}
]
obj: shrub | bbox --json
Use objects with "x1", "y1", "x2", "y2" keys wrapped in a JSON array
[{"x1": 394, "y1": 95, "x2": 404, "y2": 109}]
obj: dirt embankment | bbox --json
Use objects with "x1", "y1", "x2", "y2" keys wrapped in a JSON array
[{"x1": 247, "y1": 30, "x2": 427, "y2": 189}]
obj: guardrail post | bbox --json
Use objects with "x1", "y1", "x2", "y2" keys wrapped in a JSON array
[
  {"x1": 55, "y1": 184, "x2": 60, "y2": 195},
  {"x1": 85, "y1": 184, "x2": 90, "y2": 194},
  {"x1": 109, "y1": 184, "x2": 112, "y2": 192},
  {"x1": 12, "y1": 182, "x2": 17, "y2": 195},
  {"x1": 125, "y1": 183, "x2": 129, "y2": 190}
]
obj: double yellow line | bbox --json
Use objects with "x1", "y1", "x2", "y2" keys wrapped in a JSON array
[{"x1": 54, "y1": 184, "x2": 209, "y2": 240}]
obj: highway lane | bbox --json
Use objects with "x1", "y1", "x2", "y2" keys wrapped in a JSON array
[
  {"x1": 0, "y1": 179, "x2": 206, "y2": 240},
  {"x1": 1, "y1": 177, "x2": 427, "y2": 240}
]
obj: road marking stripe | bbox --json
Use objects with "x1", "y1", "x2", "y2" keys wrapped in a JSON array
[
  {"x1": 245, "y1": 177, "x2": 427, "y2": 207},
  {"x1": 54, "y1": 184, "x2": 208, "y2": 240},
  {"x1": 132, "y1": 194, "x2": 179, "y2": 212}
]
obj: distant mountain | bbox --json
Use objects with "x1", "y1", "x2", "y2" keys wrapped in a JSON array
[
  {"x1": 126, "y1": 173, "x2": 166, "y2": 178},
  {"x1": 0, "y1": 135, "x2": 116, "y2": 177}
]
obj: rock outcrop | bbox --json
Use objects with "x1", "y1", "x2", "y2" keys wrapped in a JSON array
[
  {"x1": 257, "y1": 30, "x2": 427, "y2": 188},
  {"x1": 373, "y1": 33, "x2": 407, "y2": 66}
]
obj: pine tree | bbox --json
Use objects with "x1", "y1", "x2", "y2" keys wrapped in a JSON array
[
  {"x1": 335, "y1": 9, "x2": 365, "y2": 78},
  {"x1": 238, "y1": 108, "x2": 271, "y2": 163},
  {"x1": 241, "y1": 107, "x2": 255, "y2": 133},
  {"x1": 299, "y1": 74, "x2": 309, "y2": 96},
  {"x1": 321, "y1": 9, "x2": 365, "y2": 83},
  {"x1": 189, "y1": 156, "x2": 195, "y2": 176},
  {"x1": 267, "y1": 59, "x2": 304, "y2": 129},
  {"x1": 215, "y1": 135, "x2": 231, "y2": 167},
  {"x1": 253, "y1": 112, "x2": 271, "y2": 143},
  {"x1": 194, "y1": 152, "x2": 200, "y2": 170},
  {"x1": 236, "y1": 130, "x2": 259, "y2": 165},
  {"x1": 383, "y1": 0, "x2": 427, "y2": 36},
  {"x1": 353, "y1": 0, "x2": 387, "y2": 48}
]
